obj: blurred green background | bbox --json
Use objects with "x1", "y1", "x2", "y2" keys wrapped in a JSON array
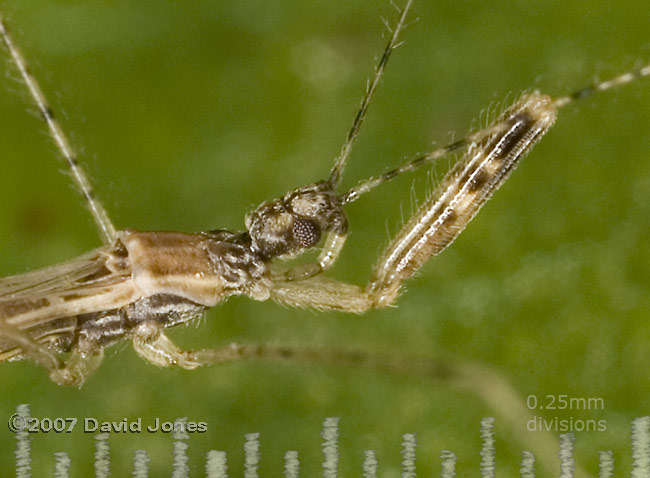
[{"x1": 1, "y1": 0, "x2": 649, "y2": 476}]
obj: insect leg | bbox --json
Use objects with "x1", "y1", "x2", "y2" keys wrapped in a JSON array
[
  {"x1": 367, "y1": 92, "x2": 557, "y2": 306},
  {"x1": 0, "y1": 321, "x2": 61, "y2": 370},
  {"x1": 48, "y1": 349, "x2": 105, "y2": 386},
  {"x1": 0, "y1": 319, "x2": 104, "y2": 386},
  {"x1": 131, "y1": 322, "x2": 203, "y2": 369},
  {"x1": 281, "y1": 231, "x2": 347, "y2": 282},
  {"x1": 130, "y1": 323, "x2": 291, "y2": 369},
  {"x1": 271, "y1": 93, "x2": 557, "y2": 312},
  {"x1": 128, "y1": 323, "x2": 582, "y2": 476},
  {"x1": 132, "y1": 331, "x2": 260, "y2": 369},
  {"x1": 271, "y1": 276, "x2": 372, "y2": 312}
]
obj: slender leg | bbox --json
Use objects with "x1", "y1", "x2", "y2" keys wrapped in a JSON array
[
  {"x1": 127, "y1": 322, "x2": 584, "y2": 476},
  {"x1": 272, "y1": 93, "x2": 557, "y2": 312},
  {"x1": 0, "y1": 321, "x2": 61, "y2": 370},
  {"x1": 131, "y1": 321, "x2": 274, "y2": 369},
  {"x1": 0, "y1": 321, "x2": 105, "y2": 386}
]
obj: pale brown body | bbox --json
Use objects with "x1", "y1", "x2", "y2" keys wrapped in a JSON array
[
  {"x1": 1, "y1": 1, "x2": 647, "y2": 385},
  {"x1": 0, "y1": 91, "x2": 558, "y2": 384}
]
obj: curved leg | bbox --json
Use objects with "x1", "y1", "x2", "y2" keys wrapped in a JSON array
[
  {"x1": 273, "y1": 93, "x2": 557, "y2": 312},
  {"x1": 48, "y1": 350, "x2": 104, "y2": 386},
  {"x1": 131, "y1": 322, "x2": 276, "y2": 369}
]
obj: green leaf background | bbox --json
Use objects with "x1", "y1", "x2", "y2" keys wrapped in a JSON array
[{"x1": 1, "y1": 1, "x2": 649, "y2": 476}]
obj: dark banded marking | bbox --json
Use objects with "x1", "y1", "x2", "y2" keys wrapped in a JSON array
[
  {"x1": 570, "y1": 86, "x2": 595, "y2": 101},
  {"x1": 554, "y1": 64, "x2": 650, "y2": 108},
  {"x1": 441, "y1": 208, "x2": 458, "y2": 226},
  {"x1": 77, "y1": 266, "x2": 114, "y2": 285},
  {"x1": 368, "y1": 93, "x2": 557, "y2": 302},
  {"x1": 42, "y1": 106, "x2": 55, "y2": 121},
  {"x1": 0, "y1": 297, "x2": 51, "y2": 318},
  {"x1": 0, "y1": 13, "x2": 116, "y2": 243},
  {"x1": 492, "y1": 113, "x2": 534, "y2": 159},
  {"x1": 466, "y1": 168, "x2": 489, "y2": 192},
  {"x1": 342, "y1": 137, "x2": 471, "y2": 204},
  {"x1": 0, "y1": 3, "x2": 648, "y2": 386},
  {"x1": 344, "y1": 62, "x2": 650, "y2": 207}
]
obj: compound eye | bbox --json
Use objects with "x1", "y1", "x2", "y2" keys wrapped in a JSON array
[{"x1": 292, "y1": 218, "x2": 321, "y2": 248}]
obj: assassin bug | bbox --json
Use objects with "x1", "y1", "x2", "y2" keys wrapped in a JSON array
[{"x1": 0, "y1": 1, "x2": 648, "y2": 391}]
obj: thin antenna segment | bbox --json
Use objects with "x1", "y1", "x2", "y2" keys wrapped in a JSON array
[
  {"x1": 0, "y1": 15, "x2": 116, "y2": 244},
  {"x1": 341, "y1": 61, "x2": 650, "y2": 204},
  {"x1": 553, "y1": 64, "x2": 650, "y2": 108},
  {"x1": 328, "y1": 0, "x2": 414, "y2": 188}
]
